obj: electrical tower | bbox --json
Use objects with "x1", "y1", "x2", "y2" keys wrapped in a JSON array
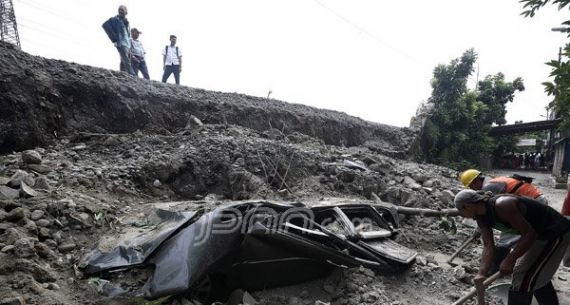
[{"x1": 0, "y1": 0, "x2": 21, "y2": 48}]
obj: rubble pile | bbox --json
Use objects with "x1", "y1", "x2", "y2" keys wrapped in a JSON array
[
  {"x1": 0, "y1": 121, "x2": 486, "y2": 305},
  {"x1": 0, "y1": 41, "x2": 415, "y2": 157},
  {"x1": 0, "y1": 42, "x2": 521, "y2": 305}
]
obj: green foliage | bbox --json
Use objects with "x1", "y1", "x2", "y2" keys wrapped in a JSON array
[
  {"x1": 477, "y1": 73, "x2": 525, "y2": 126},
  {"x1": 520, "y1": 0, "x2": 570, "y2": 129},
  {"x1": 544, "y1": 49, "x2": 570, "y2": 129},
  {"x1": 439, "y1": 216, "x2": 457, "y2": 234},
  {"x1": 421, "y1": 50, "x2": 524, "y2": 168},
  {"x1": 520, "y1": 0, "x2": 570, "y2": 17}
]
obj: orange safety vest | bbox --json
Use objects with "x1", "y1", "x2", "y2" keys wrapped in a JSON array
[{"x1": 489, "y1": 177, "x2": 542, "y2": 199}]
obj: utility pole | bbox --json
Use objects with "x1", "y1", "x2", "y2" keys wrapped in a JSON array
[{"x1": 0, "y1": 0, "x2": 21, "y2": 48}]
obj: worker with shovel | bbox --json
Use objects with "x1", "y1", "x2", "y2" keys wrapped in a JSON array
[
  {"x1": 454, "y1": 190, "x2": 570, "y2": 305},
  {"x1": 456, "y1": 169, "x2": 548, "y2": 274}
]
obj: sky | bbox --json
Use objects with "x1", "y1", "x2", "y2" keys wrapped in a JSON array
[{"x1": 11, "y1": 0, "x2": 569, "y2": 127}]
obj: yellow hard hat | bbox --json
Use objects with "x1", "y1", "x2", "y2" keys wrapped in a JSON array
[{"x1": 459, "y1": 169, "x2": 481, "y2": 187}]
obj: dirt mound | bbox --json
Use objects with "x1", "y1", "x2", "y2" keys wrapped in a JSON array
[
  {"x1": 0, "y1": 41, "x2": 415, "y2": 157},
  {"x1": 2, "y1": 41, "x2": 558, "y2": 305},
  {"x1": 0, "y1": 120, "x2": 483, "y2": 305}
]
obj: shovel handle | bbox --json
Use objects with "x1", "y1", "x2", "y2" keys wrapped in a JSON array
[
  {"x1": 447, "y1": 234, "x2": 476, "y2": 264},
  {"x1": 451, "y1": 272, "x2": 502, "y2": 305}
]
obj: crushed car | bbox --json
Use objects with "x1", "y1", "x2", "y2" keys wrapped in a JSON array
[{"x1": 81, "y1": 200, "x2": 417, "y2": 302}]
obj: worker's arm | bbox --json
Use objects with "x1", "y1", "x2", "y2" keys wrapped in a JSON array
[
  {"x1": 179, "y1": 56, "x2": 182, "y2": 72},
  {"x1": 494, "y1": 197, "x2": 537, "y2": 273},
  {"x1": 481, "y1": 181, "x2": 505, "y2": 195},
  {"x1": 163, "y1": 55, "x2": 166, "y2": 70}
]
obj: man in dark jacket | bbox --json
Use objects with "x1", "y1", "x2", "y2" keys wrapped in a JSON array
[{"x1": 102, "y1": 5, "x2": 135, "y2": 75}]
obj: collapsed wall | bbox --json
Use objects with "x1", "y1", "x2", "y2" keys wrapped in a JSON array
[{"x1": 0, "y1": 42, "x2": 417, "y2": 156}]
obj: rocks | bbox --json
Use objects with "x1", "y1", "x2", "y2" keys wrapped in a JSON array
[
  {"x1": 186, "y1": 115, "x2": 204, "y2": 129},
  {"x1": 30, "y1": 210, "x2": 45, "y2": 221},
  {"x1": 6, "y1": 207, "x2": 27, "y2": 222},
  {"x1": 0, "y1": 186, "x2": 19, "y2": 200},
  {"x1": 27, "y1": 164, "x2": 52, "y2": 174},
  {"x1": 33, "y1": 176, "x2": 50, "y2": 190},
  {"x1": 416, "y1": 255, "x2": 428, "y2": 266},
  {"x1": 19, "y1": 182, "x2": 38, "y2": 198},
  {"x1": 7, "y1": 170, "x2": 34, "y2": 188},
  {"x1": 4, "y1": 228, "x2": 28, "y2": 245},
  {"x1": 35, "y1": 219, "x2": 51, "y2": 227},
  {"x1": 13, "y1": 238, "x2": 36, "y2": 258},
  {"x1": 453, "y1": 267, "x2": 469, "y2": 283},
  {"x1": 1, "y1": 245, "x2": 15, "y2": 253},
  {"x1": 0, "y1": 296, "x2": 26, "y2": 305},
  {"x1": 439, "y1": 190, "x2": 456, "y2": 206},
  {"x1": 422, "y1": 179, "x2": 440, "y2": 188},
  {"x1": 380, "y1": 186, "x2": 401, "y2": 203},
  {"x1": 411, "y1": 172, "x2": 428, "y2": 184},
  {"x1": 22, "y1": 149, "x2": 42, "y2": 164},
  {"x1": 0, "y1": 176, "x2": 10, "y2": 185},
  {"x1": 57, "y1": 243, "x2": 76, "y2": 253},
  {"x1": 404, "y1": 176, "x2": 422, "y2": 191}
]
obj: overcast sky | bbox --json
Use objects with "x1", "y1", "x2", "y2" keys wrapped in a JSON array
[{"x1": 12, "y1": 0, "x2": 568, "y2": 127}]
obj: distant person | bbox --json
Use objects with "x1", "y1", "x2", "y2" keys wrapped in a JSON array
[
  {"x1": 454, "y1": 190, "x2": 570, "y2": 305},
  {"x1": 161, "y1": 35, "x2": 182, "y2": 84},
  {"x1": 102, "y1": 5, "x2": 135, "y2": 75},
  {"x1": 130, "y1": 28, "x2": 149, "y2": 79},
  {"x1": 459, "y1": 169, "x2": 547, "y2": 204}
]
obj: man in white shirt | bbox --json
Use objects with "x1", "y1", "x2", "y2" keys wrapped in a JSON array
[
  {"x1": 161, "y1": 35, "x2": 182, "y2": 84},
  {"x1": 130, "y1": 28, "x2": 149, "y2": 79}
]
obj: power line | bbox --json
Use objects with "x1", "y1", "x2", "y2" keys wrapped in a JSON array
[
  {"x1": 18, "y1": 22, "x2": 92, "y2": 49},
  {"x1": 15, "y1": 0, "x2": 91, "y2": 30},
  {"x1": 18, "y1": 16, "x2": 86, "y2": 40},
  {"x1": 311, "y1": 0, "x2": 424, "y2": 66}
]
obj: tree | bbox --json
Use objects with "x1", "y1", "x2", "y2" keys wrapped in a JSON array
[
  {"x1": 520, "y1": 0, "x2": 570, "y2": 129},
  {"x1": 477, "y1": 73, "x2": 525, "y2": 125},
  {"x1": 421, "y1": 49, "x2": 524, "y2": 168},
  {"x1": 520, "y1": 0, "x2": 570, "y2": 18}
]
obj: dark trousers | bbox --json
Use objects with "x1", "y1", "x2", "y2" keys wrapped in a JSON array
[
  {"x1": 162, "y1": 65, "x2": 180, "y2": 84},
  {"x1": 116, "y1": 46, "x2": 135, "y2": 75},
  {"x1": 132, "y1": 57, "x2": 150, "y2": 79}
]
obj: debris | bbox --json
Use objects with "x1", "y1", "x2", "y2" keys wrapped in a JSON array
[
  {"x1": 33, "y1": 176, "x2": 51, "y2": 190},
  {"x1": 82, "y1": 201, "x2": 417, "y2": 302},
  {"x1": 21, "y1": 149, "x2": 42, "y2": 164},
  {"x1": 186, "y1": 115, "x2": 204, "y2": 129},
  {"x1": 27, "y1": 164, "x2": 51, "y2": 174},
  {"x1": 0, "y1": 296, "x2": 26, "y2": 305},
  {"x1": 0, "y1": 186, "x2": 19, "y2": 200},
  {"x1": 439, "y1": 190, "x2": 455, "y2": 206},
  {"x1": 19, "y1": 182, "x2": 38, "y2": 198},
  {"x1": 341, "y1": 159, "x2": 369, "y2": 172},
  {"x1": 58, "y1": 243, "x2": 76, "y2": 253},
  {"x1": 6, "y1": 207, "x2": 27, "y2": 222},
  {"x1": 7, "y1": 170, "x2": 34, "y2": 188}
]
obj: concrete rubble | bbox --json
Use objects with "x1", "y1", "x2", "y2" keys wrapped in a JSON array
[{"x1": 0, "y1": 41, "x2": 562, "y2": 305}]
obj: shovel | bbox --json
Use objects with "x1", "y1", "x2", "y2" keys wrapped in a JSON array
[
  {"x1": 451, "y1": 271, "x2": 502, "y2": 305},
  {"x1": 447, "y1": 233, "x2": 477, "y2": 266}
]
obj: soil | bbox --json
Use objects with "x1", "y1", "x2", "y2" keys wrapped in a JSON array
[{"x1": 0, "y1": 42, "x2": 568, "y2": 305}]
